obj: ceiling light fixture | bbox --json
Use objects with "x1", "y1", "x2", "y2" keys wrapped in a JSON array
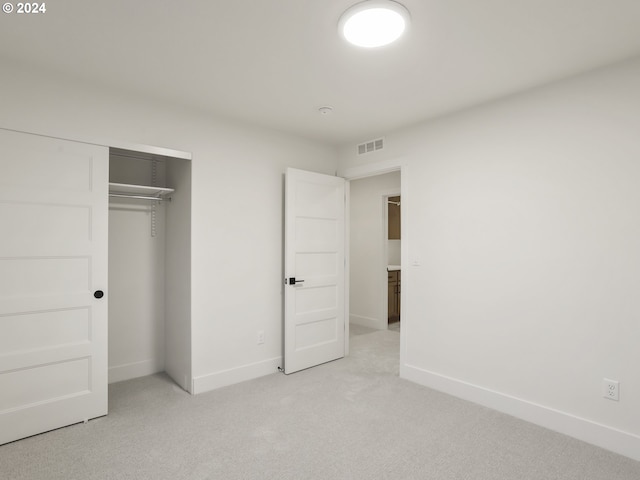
[{"x1": 339, "y1": 0, "x2": 410, "y2": 48}]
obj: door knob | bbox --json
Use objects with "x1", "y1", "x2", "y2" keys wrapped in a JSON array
[
  {"x1": 94, "y1": 290, "x2": 104, "y2": 299},
  {"x1": 288, "y1": 277, "x2": 304, "y2": 285}
]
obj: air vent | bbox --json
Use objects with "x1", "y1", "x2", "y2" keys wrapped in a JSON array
[{"x1": 357, "y1": 137, "x2": 384, "y2": 155}]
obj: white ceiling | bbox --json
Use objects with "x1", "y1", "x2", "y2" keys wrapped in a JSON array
[{"x1": 2, "y1": 0, "x2": 640, "y2": 146}]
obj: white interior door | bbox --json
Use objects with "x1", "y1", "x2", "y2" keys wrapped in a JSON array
[
  {"x1": 0, "y1": 129, "x2": 108, "y2": 445},
  {"x1": 284, "y1": 168, "x2": 346, "y2": 374}
]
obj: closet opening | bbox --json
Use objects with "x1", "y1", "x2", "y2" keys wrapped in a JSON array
[{"x1": 108, "y1": 147, "x2": 192, "y2": 393}]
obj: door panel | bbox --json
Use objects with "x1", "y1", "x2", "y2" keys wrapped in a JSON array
[
  {"x1": 0, "y1": 308, "x2": 90, "y2": 353},
  {"x1": 0, "y1": 129, "x2": 108, "y2": 445},
  {"x1": 0, "y1": 358, "x2": 91, "y2": 411},
  {"x1": 0, "y1": 257, "x2": 91, "y2": 296},
  {"x1": 284, "y1": 168, "x2": 345, "y2": 374}
]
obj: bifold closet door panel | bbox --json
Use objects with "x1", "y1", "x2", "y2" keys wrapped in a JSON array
[{"x1": 0, "y1": 128, "x2": 108, "y2": 445}]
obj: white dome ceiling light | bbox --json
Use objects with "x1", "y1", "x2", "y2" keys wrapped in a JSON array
[{"x1": 339, "y1": 0, "x2": 410, "y2": 48}]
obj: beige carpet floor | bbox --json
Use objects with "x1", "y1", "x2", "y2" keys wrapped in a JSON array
[{"x1": 1, "y1": 328, "x2": 638, "y2": 479}]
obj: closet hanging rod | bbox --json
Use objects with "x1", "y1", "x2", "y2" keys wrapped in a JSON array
[{"x1": 109, "y1": 193, "x2": 170, "y2": 202}]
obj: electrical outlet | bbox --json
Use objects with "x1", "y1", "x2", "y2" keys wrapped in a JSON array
[
  {"x1": 257, "y1": 330, "x2": 265, "y2": 345},
  {"x1": 603, "y1": 378, "x2": 619, "y2": 401}
]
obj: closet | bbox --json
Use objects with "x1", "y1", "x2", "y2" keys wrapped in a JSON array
[
  {"x1": 108, "y1": 148, "x2": 192, "y2": 392},
  {"x1": 0, "y1": 129, "x2": 193, "y2": 445}
]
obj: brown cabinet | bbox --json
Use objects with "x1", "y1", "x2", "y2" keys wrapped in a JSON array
[
  {"x1": 388, "y1": 270, "x2": 401, "y2": 323},
  {"x1": 388, "y1": 196, "x2": 401, "y2": 239}
]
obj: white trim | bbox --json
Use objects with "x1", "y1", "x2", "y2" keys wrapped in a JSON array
[
  {"x1": 0, "y1": 126, "x2": 192, "y2": 160},
  {"x1": 403, "y1": 364, "x2": 640, "y2": 462},
  {"x1": 107, "y1": 142, "x2": 191, "y2": 160},
  {"x1": 192, "y1": 357, "x2": 282, "y2": 394},
  {"x1": 108, "y1": 359, "x2": 164, "y2": 384},
  {"x1": 344, "y1": 181, "x2": 351, "y2": 356},
  {"x1": 340, "y1": 157, "x2": 407, "y2": 180},
  {"x1": 398, "y1": 165, "x2": 409, "y2": 371}
]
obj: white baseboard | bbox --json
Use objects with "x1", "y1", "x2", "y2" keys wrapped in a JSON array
[
  {"x1": 108, "y1": 358, "x2": 164, "y2": 384},
  {"x1": 192, "y1": 356, "x2": 282, "y2": 395},
  {"x1": 350, "y1": 314, "x2": 382, "y2": 329},
  {"x1": 402, "y1": 363, "x2": 640, "y2": 462}
]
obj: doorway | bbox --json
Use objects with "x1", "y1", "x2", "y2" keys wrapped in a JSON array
[
  {"x1": 347, "y1": 169, "x2": 403, "y2": 364},
  {"x1": 282, "y1": 163, "x2": 407, "y2": 374}
]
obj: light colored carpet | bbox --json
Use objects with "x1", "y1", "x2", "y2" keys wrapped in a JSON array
[
  {"x1": 1, "y1": 330, "x2": 639, "y2": 479},
  {"x1": 349, "y1": 323, "x2": 379, "y2": 336}
]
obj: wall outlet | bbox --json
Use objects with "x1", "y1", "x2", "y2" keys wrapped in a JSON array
[
  {"x1": 603, "y1": 378, "x2": 619, "y2": 401},
  {"x1": 257, "y1": 330, "x2": 265, "y2": 345}
]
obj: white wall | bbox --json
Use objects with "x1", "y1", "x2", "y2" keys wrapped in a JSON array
[
  {"x1": 350, "y1": 172, "x2": 400, "y2": 330},
  {"x1": 388, "y1": 240, "x2": 401, "y2": 265},
  {"x1": 0, "y1": 60, "x2": 338, "y2": 394},
  {"x1": 338, "y1": 57, "x2": 640, "y2": 460}
]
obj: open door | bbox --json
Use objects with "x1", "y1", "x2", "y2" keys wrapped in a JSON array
[
  {"x1": 0, "y1": 129, "x2": 108, "y2": 444},
  {"x1": 284, "y1": 168, "x2": 346, "y2": 374}
]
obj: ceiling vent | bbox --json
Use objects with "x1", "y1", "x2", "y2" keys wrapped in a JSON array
[{"x1": 357, "y1": 137, "x2": 384, "y2": 155}]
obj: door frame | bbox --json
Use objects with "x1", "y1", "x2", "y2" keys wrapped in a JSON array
[
  {"x1": 0, "y1": 127, "x2": 192, "y2": 162},
  {"x1": 341, "y1": 158, "x2": 409, "y2": 373}
]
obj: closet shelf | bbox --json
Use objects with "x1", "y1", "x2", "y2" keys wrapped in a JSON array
[{"x1": 109, "y1": 182, "x2": 174, "y2": 201}]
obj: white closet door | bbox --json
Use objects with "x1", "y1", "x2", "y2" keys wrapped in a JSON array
[{"x1": 0, "y1": 129, "x2": 108, "y2": 445}]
